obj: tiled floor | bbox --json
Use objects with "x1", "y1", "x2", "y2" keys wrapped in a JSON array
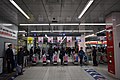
[
  {"x1": 14, "y1": 58, "x2": 119, "y2": 80},
  {"x1": 15, "y1": 66, "x2": 94, "y2": 80}
]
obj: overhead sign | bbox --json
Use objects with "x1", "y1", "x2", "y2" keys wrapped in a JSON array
[
  {"x1": 0, "y1": 25, "x2": 17, "y2": 39},
  {"x1": 27, "y1": 37, "x2": 34, "y2": 44}
]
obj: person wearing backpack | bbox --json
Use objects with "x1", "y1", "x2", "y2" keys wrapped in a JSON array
[{"x1": 78, "y1": 47, "x2": 85, "y2": 66}]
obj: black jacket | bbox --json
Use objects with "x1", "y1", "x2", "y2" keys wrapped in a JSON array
[
  {"x1": 6, "y1": 48, "x2": 14, "y2": 61},
  {"x1": 17, "y1": 51, "x2": 24, "y2": 65}
]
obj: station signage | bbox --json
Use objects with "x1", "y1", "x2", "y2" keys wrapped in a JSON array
[{"x1": 0, "y1": 26, "x2": 17, "y2": 39}]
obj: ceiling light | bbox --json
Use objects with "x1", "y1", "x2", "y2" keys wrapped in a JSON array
[
  {"x1": 45, "y1": 34, "x2": 49, "y2": 38},
  {"x1": 50, "y1": 23, "x2": 79, "y2": 26},
  {"x1": 80, "y1": 23, "x2": 113, "y2": 26},
  {"x1": 18, "y1": 31, "x2": 26, "y2": 33},
  {"x1": 9, "y1": 0, "x2": 30, "y2": 19},
  {"x1": 0, "y1": 24, "x2": 12, "y2": 26},
  {"x1": 31, "y1": 31, "x2": 51, "y2": 32},
  {"x1": 78, "y1": 0, "x2": 94, "y2": 19},
  {"x1": 96, "y1": 29, "x2": 106, "y2": 34},
  {"x1": 60, "y1": 36, "x2": 66, "y2": 44},
  {"x1": 85, "y1": 34, "x2": 97, "y2": 38},
  {"x1": 20, "y1": 24, "x2": 49, "y2": 26},
  {"x1": 31, "y1": 30, "x2": 93, "y2": 33}
]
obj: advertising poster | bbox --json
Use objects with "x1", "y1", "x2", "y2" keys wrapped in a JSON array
[
  {"x1": 57, "y1": 37, "x2": 62, "y2": 43},
  {"x1": 67, "y1": 36, "x2": 72, "y2": 42},
  {"x1": 48, "y1": 37, "x2": 53, "y2": 43},
  {"x1": 38, "y1": 37, "x2": 43, "y2": 43},
  {"x1": 27, "y1": 37, "x2": 34, "y2": 44},
  {"x1": 67, "y1": 37, "x2": 72, "y2": 47},
  {"x1": 106, "y1": 26, "x2": 115, "y2": 74}
]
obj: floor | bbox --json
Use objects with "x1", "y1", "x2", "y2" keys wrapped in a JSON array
[
  {"x1": 14, "y1": 56, "x2": 119, "y2": 80},
  {"x1": 15, "y1": 66, "x2": 93, "y2": 80},
  {"x1": 14, "y1": 64, "x2": 119, "y2": 80}
]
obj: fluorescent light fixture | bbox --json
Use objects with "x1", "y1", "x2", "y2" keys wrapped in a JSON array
[
  {"x1": 18, "y1": 31, "x2": 26, "y2": 33},
  {"x1": 9, "y1": 0, "x2": 30, "y2": 19},
  {"x1": 45, "y1": 34, "x2": 49, "y2": 38},
  {"x1": 22, "y1": 34, "x2": 25, "y2": 37},
  {"x1": 0, "y1": 24, "x2": 12, "y2": 26},
  {"x1": 96, "y1": 29, "x2": 106, "y2": 34},
  {"x1": 116, "y1": 24, "x2": 120, "y2": 27},
  {"x1": 30, "y1": 30, "x2": 50, "y2": 33},
  {"x1": 20, "y1": 24, "x2": 49, "y2": 26},
  {"x1": 31, "y1": 30, "x2": 93, "y2": 33},
  {"x1": 50, "y1": 23, "x2": 79, "y2": 26},
  {"x1": 80, "y1": 23, "x2": 113, "y2": 26},
  {"x1": 85, "y1": 34, "x2": 97, "y2": 38},
  {"x1": 78, "y1": 0, "x2": 94, "y2": 19},
  {"x1": 60, "y1": 36, "x2": 66, "y2": 44}
]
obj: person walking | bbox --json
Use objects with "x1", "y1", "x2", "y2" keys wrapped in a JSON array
[
  {"x1": 92, "y1": 46, "x2": 98, "y2": 66},
  {"x1": 78, "y1": 47, "x2": 85, "y2": 66},
  {"x1": 6, "y1": 44, "x2": 14, "y2": 73}
]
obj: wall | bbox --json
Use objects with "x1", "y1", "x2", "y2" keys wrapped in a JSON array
[{"x1": 0, "y1": 24, "x2": 18, "y2": 57}]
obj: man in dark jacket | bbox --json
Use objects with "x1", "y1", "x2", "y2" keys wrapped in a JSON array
[
  {"x1": 17, "y1": 47, "x2": 24, "y2": 68},
  {"x1": 6, "y1": 44, "x2": 14, "y2": 73},
  {"x1": 30, "y1": 47, "x2": 34, "y2": 61},
  {"x1": 59, "y1": 47, "x2": 66, "y2": 65},
  {"x1": 48, "y1": 47, "x2": 53, "y2": 63},
  {"x1": 92, "y1": 46, "x2": 98, "y2": 66},
  {"x1": 78, "y1": 47, "x2": 85, "y2": 66}
]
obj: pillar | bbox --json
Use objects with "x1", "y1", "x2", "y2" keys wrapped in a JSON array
[{"x1": 106, "y1": 12, "x2": 120, "y2": 79}]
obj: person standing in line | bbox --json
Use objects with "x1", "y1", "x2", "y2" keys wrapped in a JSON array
[
  {"x1": 23, "y1": 47, "x2": 29, "y2": 67},
  {"x1": 59, "y1": 47, "x2": 65, "y2": 65},
  {"x1": 6, "y1": 44, "x2": 14, "y2": 73},
  {"x1": 30, "y1": 47, "x2": 34, "y2": 61},
  {"x1": 48, "y1": 47, "x2": 54, "y2": 63},
  {"x1": 78, "y1": 47, "x2": 85, "y2": 66},
  {"x1": 17, "y1": 47, "x2": 24, "y2": 75},
  {"x1": 92, "y1": 46, "x2": 98, "y2": 66}
]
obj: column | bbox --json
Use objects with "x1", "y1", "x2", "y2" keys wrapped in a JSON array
[{"x1": 106, "y1": 12, "x2": 120, "y2": 79}]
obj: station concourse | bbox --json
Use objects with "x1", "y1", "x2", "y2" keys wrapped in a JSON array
[{"x1": 0, "y1": 0, "x2": 120, "y2": 80}]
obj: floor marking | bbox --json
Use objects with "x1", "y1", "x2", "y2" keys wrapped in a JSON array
[{"x1": 84, "y1": 69, "x2": 107, "y2": 80}]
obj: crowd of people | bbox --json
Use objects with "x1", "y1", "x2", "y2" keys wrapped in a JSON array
[
  {"x1": 5, "y1": 44, "x2": 30, "y2": 75},
  {"x1": 5, "y1": 43, "x2": 107, "y2": 75},
  {"x1": 86, "y1": 46, "x2": 107, "y2": 66}
]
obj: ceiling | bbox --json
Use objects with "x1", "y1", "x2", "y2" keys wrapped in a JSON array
[{"x1": 0, "y1": 0, "x2": 120, "y2": 34}]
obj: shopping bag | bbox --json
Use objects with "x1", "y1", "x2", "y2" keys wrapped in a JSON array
[{"x1": 16, "y1": 65, "x2": 22, "y2": 74}]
